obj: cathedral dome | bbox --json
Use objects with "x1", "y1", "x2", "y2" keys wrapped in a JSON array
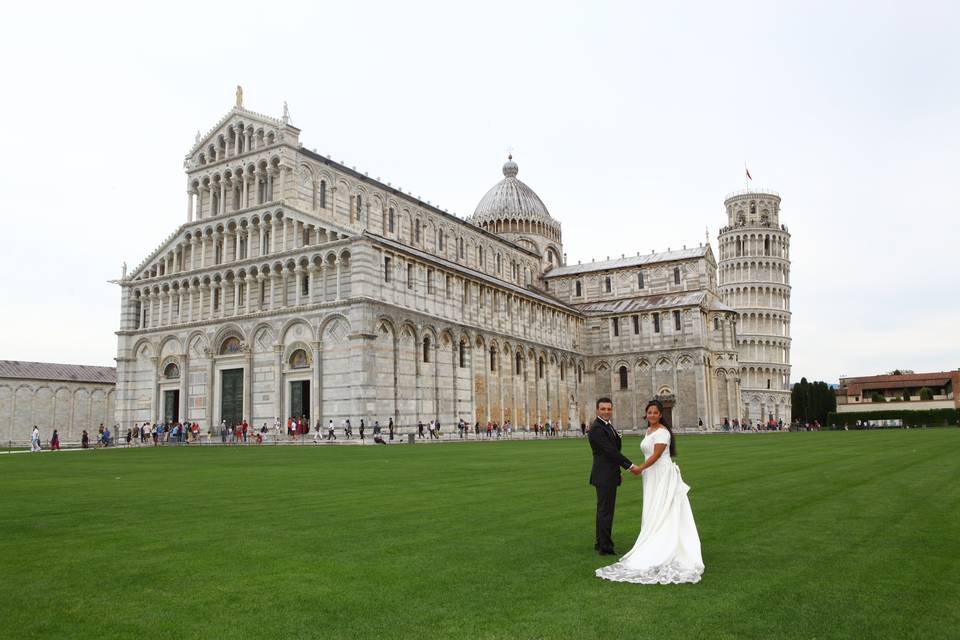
[{"x1": 471, "y1": 156, "x2": 554, "y2": 226}]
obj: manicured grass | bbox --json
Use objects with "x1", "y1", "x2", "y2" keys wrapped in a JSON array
[{"x1": 2, "y1": 430, "x2": 958, "y2": 639}]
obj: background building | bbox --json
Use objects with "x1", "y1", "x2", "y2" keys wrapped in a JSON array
[
  {"x1": 112, "y1": 96, "x2": 791, "y2": 434},
  {"x1": 0, "y1": 360, "x2": 116, "y2": 445},
  {"x1": 836, "y1": 370, "x2": 959, "y2": 413}
]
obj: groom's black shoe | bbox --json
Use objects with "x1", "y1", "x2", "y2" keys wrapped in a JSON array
[{"x1": 597, "y1": 549, "x2": 616, "y2": 556}]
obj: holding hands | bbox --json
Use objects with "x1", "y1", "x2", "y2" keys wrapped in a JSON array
[{"x1": 629, "y1": 464, "x2": 643, "y2": 476}]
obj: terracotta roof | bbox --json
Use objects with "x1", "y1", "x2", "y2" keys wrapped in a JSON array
[
  {"x1": 838, "y1": 371, "x2": 958, "y2": 396},
  {"x1": 0, "y1": 360, "x2": 116, "y2": 385}
]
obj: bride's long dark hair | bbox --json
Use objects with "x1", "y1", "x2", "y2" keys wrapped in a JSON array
[{"x1": 645, "y1": 399, "x2": 676, "y2": 458}]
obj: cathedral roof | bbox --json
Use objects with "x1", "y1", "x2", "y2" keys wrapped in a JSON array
[
  {"x1": 574, "y1": 291, "x2": 731, "y2": 315},
  {"x1": 470, "y1": 156, "x2": 554, "y2": 226},
  {"x1": 0, "y1": 360, "x2": 116, "y2": 385},
  {"x1": 544, "y1": 246, "x2": 710, "y2": 278}
]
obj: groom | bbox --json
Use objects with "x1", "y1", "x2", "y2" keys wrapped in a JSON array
[{"x1": 588, "y1": 397, "x2": 641, "y2": 555}]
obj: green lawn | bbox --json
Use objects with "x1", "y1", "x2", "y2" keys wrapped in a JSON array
[{"x1": 2, "y1": 430, "x2": 958, "y2": 639}]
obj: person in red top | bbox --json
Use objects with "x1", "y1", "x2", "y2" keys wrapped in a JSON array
[{"x1": 242, "y1": 420, "x2": 249, "y2": 443}]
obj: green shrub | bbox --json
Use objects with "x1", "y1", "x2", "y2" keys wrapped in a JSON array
[
  {"x1": 870, "y1": 392, "x2": 886, "y2": 403},
  {"x1": 828, "y1": 408, "x2": 959, "y2": 427},
  {"x1": 919, "y1": 387, "x2": 933, "y2": 401}
]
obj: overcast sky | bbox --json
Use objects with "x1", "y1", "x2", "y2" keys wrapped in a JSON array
[{"x1": 1, "y1": 1, "x2": 957, "y2": 383}]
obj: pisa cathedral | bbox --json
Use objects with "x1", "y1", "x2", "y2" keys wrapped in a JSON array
[{"x1": 114, "y1": 95, "x2": 792, "y2": 433}]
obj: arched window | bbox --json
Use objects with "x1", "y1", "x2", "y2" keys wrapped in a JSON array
[
  {"x1": 764, "y1": 237, "x2": 770, "y2": 255},
  {"x1": 220, "y1": 337, "x2": 242, "y2": 354},
  {"x1": 388, "y1": 207, "x2": 395, "y2": 233},
  {"x1": 673, "y1": 267, "x2": 681, "y2": 285},
  {"x1": 319, "y1": 181, "x2": 327, "y2": 208},
  {"x1": 458, "y1": 237, "x2": 465, "y2": 259},
  {"x1": 619, "y1": 366, "x2": 628, "y2": 390},
  {"x1": 496, "y1": 253, "x2": 502, "y2": 273},
  {"x1": 638, "y1": 272, "x2": 644, "y2": 288},
  {"x1": 289, "y1": 349, "x2": 309, "y2": 369},
  {"x1": 478, "y1": 246, "x2": 484, "y2": 268},
  {"x1": 459, "y1": 340, "x2": 466, "y2": 368},
  {"x1": 423, "y1": 337, "x2": 431, "y2": 363},
  {"x1": 515, "y1": 352, "x2": 522, "y2": 375},
  {"x1": 604, "y1": 276, "x2": 611, "y2": 293},
  {"x1": 415, "y1": 219, "x2": 421, "y2": 244},
  {"x1": 438, "y1": 229, "x2": 444, "y2": 251},
  {"x1": 489, "y1": 346, "x2": 496, "y2": 372},
  {"x1": 164, "y1": 363, "x2": 180, "y2": 379},
  {"x1": 538, "y1": 357, "x2": 545, "y2": 379},
  {"x1": 575, "y1": 280, "x2": 582, "y2": 296}
]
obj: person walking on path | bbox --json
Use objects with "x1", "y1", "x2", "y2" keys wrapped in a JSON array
[
  {"x1": 31, "y1": 425, "x2": 41, "y2": 452},
  {"x1": 50, "y1": 429, "x2": 60, "y2": 451}
]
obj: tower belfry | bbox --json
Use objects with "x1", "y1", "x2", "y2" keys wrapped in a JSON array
[{"x1": 717, "y1": 189, "x2": 792, "y2": 424}]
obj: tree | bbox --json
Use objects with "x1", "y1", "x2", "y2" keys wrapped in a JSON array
[
  {"x1": 870, "y1": 392, "x2": 886, "y2": 404},
  {"x1": 791, "y1": 378, "x2": 837, "y2": 424},
  {"x1": 919, "y1": 387, "x2": 933, "y2": 401}
]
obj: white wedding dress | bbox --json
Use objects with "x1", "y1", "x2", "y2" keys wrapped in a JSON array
[{"x1": 596, "y1": 427, "x2": 704, "y2": 584}]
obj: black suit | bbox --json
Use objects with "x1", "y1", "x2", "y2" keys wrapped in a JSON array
[{"x1": 587, "y1": 416, "x2": 633, "y2": 553}]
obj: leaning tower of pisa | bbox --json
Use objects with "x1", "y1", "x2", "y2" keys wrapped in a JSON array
[{"x1": 717, "y1": 190, "x2": 792, "y2": 425}]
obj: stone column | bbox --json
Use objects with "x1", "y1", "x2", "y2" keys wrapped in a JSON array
[
  {"x1": 242, "y1": 174, "x2": 249, "y2": 210},
  {"x1": 233, "y1": 280, "x2": 240, "y2": 315},
  {"x1": 311, "y1": 340, "x2": 321, "y2": 429},
  {"x1": 294, "y1": 266, "x2": 303, "y2": 306},
  {"x1": 180, "y1": 351, "x2": 189, "y2": 423},
  {"x1": 150, "y1": 356, "x2": 160, "y2": 422},
  {"x1": 280, "y1": 272, "x2": 289, "y2": 307},
  {"x1": 274, "y1": 345, "x2": 284, "y2": 422},
  {"x1": 234, "y1": 229, "x2": 241, "y2": 262},
  {"x1": 157, "y1": 292, "x2": 165, "y2": 327},
  {"x1": 335, "y1": 261, "x2": 342, "y2": 300},
  {"x1": 197, "y1": 285, "x2": 205, "y2": 321},
  {"x1": 209, "y1": 283, "x2": 216, "y2": 317},
  {"x1": 219, "y1": 181, "x2": 226, "y2": 216},
  {"x1": 187, "y1": 190, "x2": 194, "y2": 222},
  {"x1": 243, "y1": 274, "x2": 251, "y2": 313},
  {"x1": 187, "y1": 287, "x2": 194, "y2": 322},
  {"x1": 206, "y1": 355, "x2": 215, "y2": 430},
  {"x1": 308, "y1": 265, "x2": 318, "y2": 304},
  {"x1": 244, "y1": 344, "x2": 253, "y2": 423}
]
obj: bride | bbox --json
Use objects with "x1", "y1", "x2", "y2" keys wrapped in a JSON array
[{"x1": 596, "y1": 400, "x2": 704, "y2": 584}]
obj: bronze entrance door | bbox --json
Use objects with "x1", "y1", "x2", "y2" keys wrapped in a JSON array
[
  {"x1": 221, "y1": 369, "x2": 244, "y2": 426},
  {"x1": 289, "y1": 381, "x2": 310, "y2": 421},
  {"x1": 163, "y1": 390, "x2": 180, "y2": 423}
]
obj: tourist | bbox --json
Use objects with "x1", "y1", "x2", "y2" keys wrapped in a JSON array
[
  {"x1": 474, "y1": 422, "x2": 480, "y2": 438},
  {"x1": 81, "y1": 430, "x2": 89, "y2": 449},
  {"x1": 274, "y1": 417, "x2": 282, "y2": 442},
  {"x1": 31, "y1": 425, "x2": 41, "y2": 452},
  {"x1": 388, "y1": 418, "x2": 395, "y2": 441},
  {"x1": 417, "y1": 421, "x2": 425, "y2": 439},
  {"x1": 126, "y1": 428, "x2": 132, "y2": 446},
  {"x1": 373, "y1": 433, "x2": 387, "y2": 445},
  {"x1": 373, "y1": 420, "x2": 381, "y2": 436},
  {"x1": 313, "y1": 424, "x2": 323, "y2": 444},
  {"x1": 50, "y1": 429, "x2": 60, "y2": 451},
  {"x1": 428, "y1": 420, "x2": 436, "y2": 440},
  {"x1": 327, "y1": 420, "x2": 336, "y2": 440},
  {"x1": 359, "y1": 419, "x2": 365, "y2": 441},
  {"x1": 103, "y1": 426, "x2": 111, "y2": 447},
  {"x1": 343, "y1": 418, "x2": 351, "y2": 439}
]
